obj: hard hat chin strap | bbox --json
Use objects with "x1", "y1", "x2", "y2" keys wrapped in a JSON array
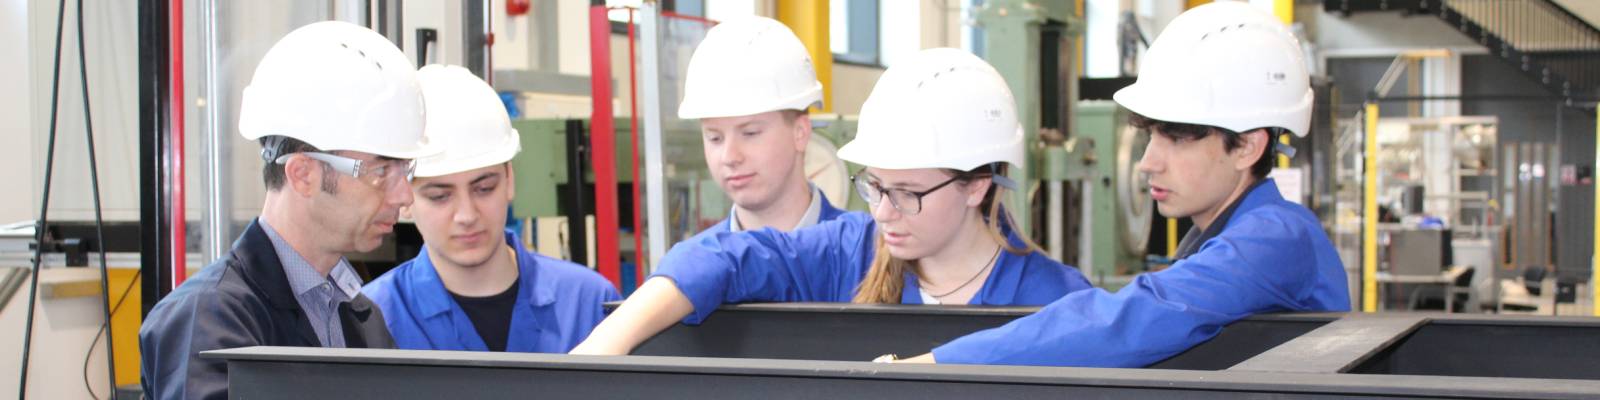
[
  {"x1": 1269, "y1": 128, "x2": 1297, "y2": 160},
  {"x1": 1275, "y1": 142, "x2": 1297, "y2": 160},
  {"x1": 259, "y1": 136, "x2": 290, "y2": 162},
  {"x1": 986, "y1": 163, "x2": 1019, "y2": 191}
]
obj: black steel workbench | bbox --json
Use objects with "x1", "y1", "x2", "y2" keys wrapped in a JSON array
[{"x1": 205, "y1": 303, "x2": 1600, "y2": 399}]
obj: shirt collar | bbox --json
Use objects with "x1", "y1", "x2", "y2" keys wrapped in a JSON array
[
  {"x1": 729, "y1": 183, "x2": 825, "y2": 232},
  {"x1": 259, "y1": 218, "x2": 363, "y2": 298}
]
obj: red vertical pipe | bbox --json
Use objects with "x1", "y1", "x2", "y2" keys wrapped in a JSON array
[
  {"x1": 169, "y1": 0, "x2": 187, "y2": 286},
  {"x1": 588, "y1": 4, "x2": 620, "y2": 288},
  {"x1": 626, "y1": 9, "x2": 645, "y2": 288}
]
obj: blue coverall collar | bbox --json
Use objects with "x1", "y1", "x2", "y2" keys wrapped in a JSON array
[
  {"x1": 409, "y1": 229, "x2": 552, "y2": 319},
  {"x1": 897, "y1": 215, "x2": 1028, "y2": 305},
  {"x1": 1235, "y1": 178, "x2": 1284, "y2": 213},
  {"x1": 1175, "y1": 178, "x2": 1278, "y2": 260}
]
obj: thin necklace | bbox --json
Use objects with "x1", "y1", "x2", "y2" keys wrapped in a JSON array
[{"x1": 922, "y1": 245, "x2": 1001, "y2": 298}]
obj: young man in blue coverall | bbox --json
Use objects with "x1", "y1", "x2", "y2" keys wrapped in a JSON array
[
  {"x1": 886, "y1": 1, "x2": 1350, "y2": 367},
  {"x1": 362, "y1": 65, "x2": 620, "y2": 353}
]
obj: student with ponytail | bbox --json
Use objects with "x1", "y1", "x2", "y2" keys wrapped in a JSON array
[{"x1": 572, "y1": 48, "x2": 1090, "y2": 355}]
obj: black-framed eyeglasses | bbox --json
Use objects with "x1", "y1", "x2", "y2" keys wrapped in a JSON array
[{"x1": 852, "y1": 171, "x2": 963, "y2": 216}]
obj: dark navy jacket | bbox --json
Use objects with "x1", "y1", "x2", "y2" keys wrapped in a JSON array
[{"x1": 140, "y1": 219, "x2": 394, "y2": 400}]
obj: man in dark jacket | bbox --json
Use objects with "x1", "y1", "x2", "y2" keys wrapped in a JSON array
[{"x1": 139, "y1": 21, "x2": 438, "y2": 400}]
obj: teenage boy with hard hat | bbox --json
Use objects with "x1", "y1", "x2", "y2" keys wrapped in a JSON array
[
  {"x1": 362, "y1": 65, "x2": 621, "y2": 353},
  {"x1": 884, "y1": 1, "x2": 1350, "y2": 367},
  {"x1": 678, "y1": 16, "x2": 845, "y2": 233}
]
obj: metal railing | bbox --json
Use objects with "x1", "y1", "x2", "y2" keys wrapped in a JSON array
[
  {"x1": 1329, "y1": 0, "x2": 1600, "y2": 100},
  {"x1": 1445, "y1": 0, "x2": 1600, "y2": 98}
]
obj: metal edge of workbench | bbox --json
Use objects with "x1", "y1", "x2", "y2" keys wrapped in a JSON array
[{"x1": 205, "y1": 346, "x2": 1600, "y2": 398}]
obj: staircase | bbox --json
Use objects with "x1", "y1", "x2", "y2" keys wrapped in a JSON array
[{"x1": 1328, "y1": 0, "x2": 1600, "y2": 101}]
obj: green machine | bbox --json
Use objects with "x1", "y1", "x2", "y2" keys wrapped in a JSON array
[
  {"x1": 1073, "y1": 101, "x2": 1152, "y2": 287},
  {"x1": 508, "y1": 118, "x2": 635, "y2": 221},
  {"x1": 978, "y1": 0, "x2": 1152, "y2": 286},
  {"x1": 506, "y1": 118, "x2": 645, "y2": 269},
  {"x1": 1033, "y1": 101, "x2": 1152, "y2": 289},
  {"x1": 976, "y1": 0, "x2": 1081, "y2": 240}
]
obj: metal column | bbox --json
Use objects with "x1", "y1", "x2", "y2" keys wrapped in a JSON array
[
  {"x1": 638, "y1": 3, "x2": 668, "y2": 270},
  {"x1": 587, "y1": 0, "x2": 621, "y2": 286},
  {"x1": 138, "y1": 0, "x2": 176, "y2": 314},
  {"x1": 776, "y1": 0, "x2": 831, "y2": 113},
  {"x1": 1362, "y1": 103, "x2": 1379, "y2": 312},
  {"x1": 200, "y1": 0, "x2": 229, "y2": 265}
]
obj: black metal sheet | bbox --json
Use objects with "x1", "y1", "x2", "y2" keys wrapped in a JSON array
[
  {"x1": 1352, "y1": 316, "x2": 1600, "y2": 380},
  {"x1": 629, "y1": 303, "x2": 1333, "y2": 370},
  {"x1": 631, "y1": 303, "x2": 1036, "y2": 361},
  {"x1": 206, "y1": 346, "x2": 1600, "y2": 399}
]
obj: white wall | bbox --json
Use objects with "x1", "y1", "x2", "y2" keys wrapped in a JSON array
[
  {"x1": 557, "y1": 0, "x2": 591, "y2": 76},
  {"x1": 926, "y1": 0, "x2": 963, "y2": 50},
  {"x1": 1, "y1": 0, "x2": 35, "y2": 223},
  {"x1": 492, "y1": 0, "x2": 532, "y2": 70},
  {"x1": 832, "y1": 64, "x2": 883, "y2": 116},
  {"x1": 1553, "y1": 0, "x2": 1600, "y2": 30},
  {"x1": 24, "y1": 0, "x2": 144, "y2": 222},
  {"x1": 403, "y1": 0, "x2": 466, "y2": 67},
  {"x1": 0, "y1": 269, "x2": 115, "y2": 399}
]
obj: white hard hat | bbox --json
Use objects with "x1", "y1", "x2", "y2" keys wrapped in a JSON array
[
  {"x1": 413, "y1": 64, "x2": 521, "y2": 178},
  {"x1": 837, "y1": 48, "x2": 1025, "y2": 174},
  {"x1": 677, "y1": 16, "x2": 824, "y2": 119},
  {"x1": 1112, "y1": 1, "x2": 1313, "y2": 137},
  {"x1": 239, "y1": 21, "x2": 438, "y2": 159}
]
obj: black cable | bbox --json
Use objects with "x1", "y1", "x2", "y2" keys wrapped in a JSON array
[
  {"x1": 19, "y1": 0, "x2": 71, "y2": 396},
  {"x1": 82, "y1": 271, "x2": 139, "y2": 400},
  {"x1": 77, "y1": 0, "x2": 119, "y2": 396}
]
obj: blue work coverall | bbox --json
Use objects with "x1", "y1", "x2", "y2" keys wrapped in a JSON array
[
  {"x1": 655, "y1": 212, "x2": 1093, "y2": 324},
  {"x1": 363, "y1": 230, "x2": 621, "y2": 352},
  {"x1": 932, "y1": 179, "x2": 1350, "y2": 367}
]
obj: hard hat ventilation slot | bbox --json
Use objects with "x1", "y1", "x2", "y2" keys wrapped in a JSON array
[
  {"x1": 743, "y1": 28, "x2": 769, "y2": 47},
  {"x1": 1203, "y1": 23, "x2": 1277, "y2": 42},
  {"x1": 335, "y1": 42, "x2": 383, "y2": 70}
]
